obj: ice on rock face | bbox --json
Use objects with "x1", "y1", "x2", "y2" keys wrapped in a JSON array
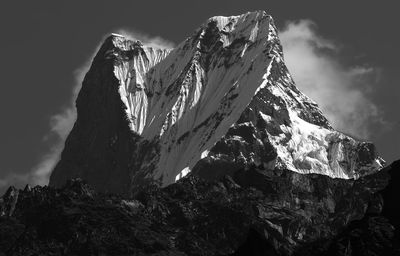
[
  {"x1": 50, "y1": 11, "x2": 384, "y2": 194},
  {"x1": 111, "y1": 11, "x2": 280, "y2": 186},
  {"x1": 265, "y1": 111, "x2": 383, "y2": 179},
  {"x1": 112, "y1": 41, "x2": 171, "y2": 134}
]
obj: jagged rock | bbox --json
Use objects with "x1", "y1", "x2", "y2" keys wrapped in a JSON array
[
  {"x1": 49, "y1": 11, "x2": 383, "y2": 195},
  {"x1": 1, "y1": 160, "x2": 397, "y2": 255},
  {"x1": 292, "y1": 160, "x2": 400, "y2": 256},
  {"x1": 0, "y1": 186, "x2": 19, "y2": 217},
  {"x1": 381, "y1": 160, "x2": 400, "y2": 228}
]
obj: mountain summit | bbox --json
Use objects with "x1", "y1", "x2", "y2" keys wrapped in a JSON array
[{"x1": 49, "y1": 11, "x2": 384, "y2": 194}]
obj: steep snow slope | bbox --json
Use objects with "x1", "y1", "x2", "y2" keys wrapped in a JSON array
[{"x1": 50, "y1": 11, "x2": 384, "y2": 194}]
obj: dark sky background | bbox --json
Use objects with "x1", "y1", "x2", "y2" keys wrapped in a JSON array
[{"x1": 0, "y1": 0, "x2": 399, "y2": 191}]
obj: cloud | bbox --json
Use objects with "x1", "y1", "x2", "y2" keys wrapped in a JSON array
[
  {"x1": 0, "y1": 67, "x2": 84, "y2": 193},
  {"x1": 116, "y1": 29, "x2": 175, "y2": 49},
  {"x1": 26, "y1": 63, "x2": 89, "y2": 186},
  {"x1": 28, "y1": 62, "x2": 89, "y2": 187},
  {"x1": 279, "y1": 20, "x2": 383, "y2": 139}
]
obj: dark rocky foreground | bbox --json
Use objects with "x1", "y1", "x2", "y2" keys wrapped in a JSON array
[{"x1": 1, "y1": 161, "x2": 399, "y2": 256}]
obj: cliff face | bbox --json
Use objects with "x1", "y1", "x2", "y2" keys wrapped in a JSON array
[{"x1": 49, "y1": 11, "x2": 383, "y2": 195}]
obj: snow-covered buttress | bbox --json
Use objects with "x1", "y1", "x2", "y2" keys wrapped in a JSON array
[{"x1": 49, "y1": 11, "x2": 384, "y2": 194}]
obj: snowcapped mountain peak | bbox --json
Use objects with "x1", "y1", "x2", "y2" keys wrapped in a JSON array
[
  {"x1": 202, "y1": 10, "x2": 268, "y2": 43},
  {"x1": 49, "y1": 11, "x2": 384, "y2": 194}
]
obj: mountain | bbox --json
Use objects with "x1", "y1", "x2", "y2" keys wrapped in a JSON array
[
  {"x1": 1, "y1": 10, "x2": 398, "y2": 256},
  {"x1": 49, "y1": 11, "x2": 383, "y2": 195}
]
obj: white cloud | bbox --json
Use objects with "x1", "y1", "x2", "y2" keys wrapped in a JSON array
[
  {"x1": 0, "y1": 64, "x2": 86, "y2": 193},
  {"x1": 116, "y1": 29, "x2": 175, "y2": 49},
  {"x1": 28, "y1": 64, "x2": 89, "y2": 187},
  {"x1": 279, "y1": 20, "x2": 383, "y2": 139}
]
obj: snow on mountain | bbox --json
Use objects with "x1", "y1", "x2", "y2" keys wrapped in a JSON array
[{"x1": 49, "y1": 11, "x2": 384, "y2": 194}]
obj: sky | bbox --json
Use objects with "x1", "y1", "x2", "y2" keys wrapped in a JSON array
[{"x1": 0, "y1": 0, "x2": 399, "y2": 192}]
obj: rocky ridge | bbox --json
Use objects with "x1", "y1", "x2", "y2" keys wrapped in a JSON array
[{"x1": 1, "y1": 161, "x2": 399, "y2": 255}]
